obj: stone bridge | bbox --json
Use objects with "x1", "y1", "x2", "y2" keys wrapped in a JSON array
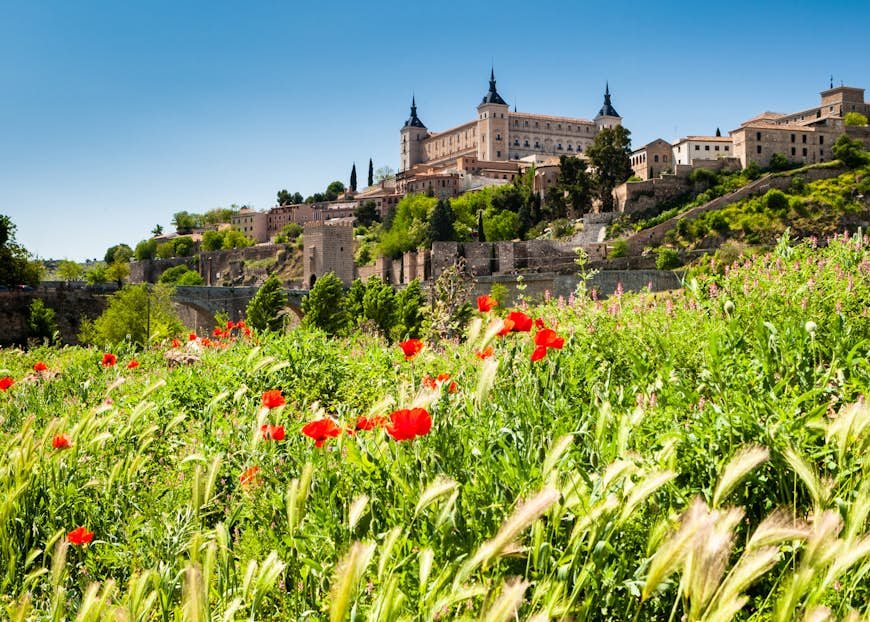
[{"x1": 171, "y1": 285, "x2": 307, "y2": 329}]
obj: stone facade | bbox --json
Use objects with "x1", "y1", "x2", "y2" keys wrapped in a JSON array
[
  {"x1": 400, "y1": 72, "x2": 621, "y2": 173},
  {"x1": 231, "y1": 208, "x2": 269, "y2": 243},
  {"x1": 303, "y1": 221, "x2": 355, "y2": 288},
  {"x1": 630, "y1": 139, "x2": 674, "y2": 180},
  {"x1": 267, "y1": 201, "x2": 357, "y2": 237},
  {"x1": 672, "y1": 136, "x2": 734, "y2": 165}
]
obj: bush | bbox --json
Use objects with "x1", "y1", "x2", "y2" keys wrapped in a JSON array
[
  {"x1": 79, "y1": 284, "x2": 182, "y2": 347},
  {"x1": 608, "y1": 238, "x2": 629, "y2": 259},
  {"x1": 688, "y1": 168, "x2": 718, "y2": 185},
  {"x1": 246, "y1": 274, "x2": 289, "y2": 332},
  {"x1": 845, "y1": 112, "x2": 868, "y2": 126},
  {"x1": 301, "y1": 272, "x2": 346, "y2": 335},
  {"x1": 159, "y1": 265, "x2": 203, "y2": 286},
  {"x1": 655, "y1": 246, "x2": 682, "y2": 270},
  {"x1": 28, "y1": 299, "x2": 57, "y2": 344},
  {"x1": 762, "y1": 189, "x2": 790, "y2": 214},
  {"x1": 832, "y1": 134, "x2": 870, "y2": 169}
]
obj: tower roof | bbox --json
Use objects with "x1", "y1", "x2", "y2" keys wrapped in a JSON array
[
  {"x1": 403, "y1": 96, "x2": 426, "y2": 129},
  {"x1": 596, "y1": 82, "x2": 620, "y2": 118},
  {"x1": 481, "y1": 69, "x2": 508, "y2": 106}
]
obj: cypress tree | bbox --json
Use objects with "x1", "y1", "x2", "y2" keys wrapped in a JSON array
[
  {"x1": 350, "y1": 163, "x2": 357, "y2": 192},
  {"x1": 367, "y1": 158, "x2": 374, "y2": 187},
  {"x1": 428, "y1": 199, "x2": 457, "y2": 243},
  {"x1": 715, "y1": 127, "x2": 722, "y2": 137},
  {"x1": 478, "y1": 211, "x2": 486, "y2": 242}
]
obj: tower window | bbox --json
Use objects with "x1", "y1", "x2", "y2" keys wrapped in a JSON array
[{"x1": 756, "y1": 132, "x2": 761, "y2": 140}]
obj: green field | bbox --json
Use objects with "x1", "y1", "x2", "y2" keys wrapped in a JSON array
[{"x1": 2, "y1": 233, "x2": 870, "y2": 621}]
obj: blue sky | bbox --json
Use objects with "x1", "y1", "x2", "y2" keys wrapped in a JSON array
[{"x1": 2, "y1": 0, "x2": 868, "y2": 261}]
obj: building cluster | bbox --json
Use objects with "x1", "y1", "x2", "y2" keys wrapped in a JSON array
[{"x1": 218, "y1": 76, "x2": 870, "y2": 246}]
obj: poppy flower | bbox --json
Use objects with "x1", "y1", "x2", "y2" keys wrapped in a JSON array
[
  {"x1": 101, "y1": 353, "x2": 117, "y2": 367},
  {"x1": 188, "y1": 333, "x2": 197, "y2": 341},
  {"x1": 52, "y1": 433, "x2": 70, "y2": 449},
  {"x1": 34, "y1": 361, "x2": 47, "y2": 372},
  {"x1": 127, "y1": 359, "x2": 140, "y2": 369},
  {"x1": 301, "y1": 418, "x2": 342, "y2": 448},
  {"x1": 200, "y1": 338, "x2": 212, "y2": 347},
  {"x1": 424, "y1": 373, "x2": 457, "y2": 393},
  {"x1": 213, "y1": 327, "x2": 224, "y2": 337},
  {"x1": 535, "y1": 317, "x2": 546, "y2": 330},
  {"x1": 0, "y1": 376, "x2": 13, "y2": 392},
  {"x1": 531, "y1": 346, "x2": 548, "y2": 362},
  {"x1": 226, "y1": 321, "x2": 235, "y2": 329},
  {"x1": 475, "y1": 346, "x2": 494, "y2": 360},
  {"x1": 399, "y1": 339, "x2": 424, "y2": 360},
  {"x1": 534, "y1": 328, "x2": 565, "y2": 350},
  {"x1": 261, "y1": 390, "x2": 285, "y2": 409},
  {"x1": 236, "y1": 320, "x2": 246, "y2": 328},
  {"x1": 496, "y1": 319, "x2": 515, "y2": 336},
  {"x1": 477, "y1": 295, "x2": 497, "y2": 313},
  {"x1": 386, "y1": 408, "x2": 432, "y2": 441},
  {"x1": 243, "y1": 327, "x2": 252, "y2": 337},
  {"x1": 261, "y1": 424, "x2": 285, "y2": 441},
  {"x1": 171, "y1": 338, "x2": 182, "y2": 348},
  {"x1": 506, "y1": 311, "x2": 533, "y2": 332},
  {"x1": 67, "y1": 527, "x2": 94, "y2": 545},
  {"x1": 240, "y1": 466, "x2": 261, "y2": 488},
  {"x1": 354, "y1": 415, "x2": 384, "y2": 431}
]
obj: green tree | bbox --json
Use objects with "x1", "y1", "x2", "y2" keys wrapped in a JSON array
[
  {"x1": 79, "y1": 284, "x2": 183, "y2": 347},
  {"x1": 350, "y1": 164, "x2": 357, "y2": 192},
  {"x1": 375, "y1": 166, "x2": 395, "y2": 183},
  {"x1": 202, "y1": 230, "x2": 225, "y2": 252},
  {"x1": 343, "y1": 278, "x2": 367, "y2": 327},
  {"x1": 832, "y1": 134, "x2": 869, "y2": 168},
  {"x1": 222, "y1": 229, "x2": 254, "y2": 250},
  {"x1": 477, "y1": 210, "x2": 486, "y2": 242},
  {"x1": 28, "y1": 299, "x2": 57, "y2": 344},
  {"x1": 484, "y1": 210, "x2": 520, "y2": 241},
  {"x1": 277, "y1": 190, "x2": 303, "y2": 205},
  {"x1": 354, "y1": 201, "x2": 380, "y2": 228},
  {"x1": 104, "y1": 243, "x2": 133, "y2": 264},
  {"x1": 173, "y1": 236, "x2": 194, "y2": 257},
  {"x1": 246, "y1": 274, "x2": 289, "y2": 332},
  {"x1": 587, "y1": 125, "x2": 632, "y2": 212},
  {"x1": 84, "y1": 265, "x2": 108, "y2": 285},
  {"x1": 156, "y1": 242, "x2": 176, "y2": 259},
  {"x1": 301, "y1": 272, "x2": 346, "y2": 335},
  {"x1": 151, "y1": 224, "x2": 163, "y2": 236},
  {"x1": 135, "y1": 238, "x2": 158, "y2": 261},
  {"x1": 325, "y1": 181, "x2": 346, "y2": 201},
  {"x1": 105, "y1": 261, "x2": 130, "y2": 287},
  {"x1": 362, "y1": 276, "x2": 397, "y2": 338},
  {"x1": 368, "y1": 158, "x2": 374, "y2": 187},
  {"x1": 393, "y1": 279, "x2": 425, "y2": 340},
  {"x1": 844, "y1": 112, "x2": 868, "y2": 126},
  {"x1": 274, "y1": 223, "x2": 303, "y2": 244},
  {"x1": 159, "y1": 264, "x2": 203, "y2": 285},
  {"x1": 172, "y1": 211, "x2": 199, "y2": 233},
  {"x1": 428, "y1": 198, "x2": 457, "y2": 243},
  {"x1": 202, "y1": 207, "x2": 236, "y2": 225},
  {"x1": 57, "y1": 260, "x2": 83, "y2": 282}
]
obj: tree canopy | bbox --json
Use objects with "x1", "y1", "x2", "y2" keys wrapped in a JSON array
[
  {"x1": 587, "y1": 125, "x2": 633, "y2": 212},
  {"x1": 0, "y1": 215, "x2": 41, "y2": 287}
]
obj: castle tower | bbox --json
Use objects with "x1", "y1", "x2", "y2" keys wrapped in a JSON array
[
  {"x1": 400, "y1": 96, "x2": 428, "y2": 172},
  {"x1": 594, "y1": 83, "x2": 622, "y2": 130},
  {"x1": 476, "y1": 69, "x2": 510, "y2": 161}
]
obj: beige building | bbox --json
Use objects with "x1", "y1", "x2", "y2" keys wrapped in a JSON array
[
  {"x1": 267, "y1": 201, "x2": 357, "y2": 237},
  {"x1": 400, "y1": 72, "x2": 622, "y2": 173},
  {"x1": 630, "y1": 139, "x2": 673, "y2": 180},
  {"x1": 731, "y1": 85, "x2": 870, "y2": 168},
  {"x1": 303, "y1": 221, "x2": 355, "y2": 288},
  {"x1": 671, "y1": 135, "x2": 733, "y2": 166},
  {"x1": 231, "y1": 208, "x2": 269, "y2": 243}
]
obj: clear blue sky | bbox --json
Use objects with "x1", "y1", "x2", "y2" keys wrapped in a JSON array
[{"x1": 2, "y1": 0, "x2": 868, "y2": 261}]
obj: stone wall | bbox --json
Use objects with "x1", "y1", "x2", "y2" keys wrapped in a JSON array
[
  {"x1": 303, "y1": 222, "x2": 355, "y2": 288},
  {"x1": 0, "y1": 283, "x2": 113, "y2": 347},
  {"x1": 431, "y1": 240, "x2": 578, "y2": 279},
  {"x1": 129, "y1": 257, "x2": 192, "y2": 283}
]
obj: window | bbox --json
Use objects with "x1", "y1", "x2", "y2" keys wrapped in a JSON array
[
  {"x1": 557, "y1": 143, "x2": 562, "y2": 150},
  {"x1": 725, "y1": 146, "x2": 729, "y2": 151},
  {"x1": 524, "y1": 140, "x2": 529, "y2": 147},
  {"x1": 496, "y1": 150, "x2": 501, "y2": 157},
  {"x1": 705, "y1": 145, "x2": 710, "y2": 151},
  {"x1": 819, "y1": 136, "x2": 824, "y2": 145},
  {"x1": 820, "y1": 149, "x2": 824, "y2": 157},
  {"x1": 534, "y1": 141, "x2": 540, "y2": 148},
  {"x1": 802, "y1": 147, "x2": 807, "y2": 156},
  {"x1": 496, "y1": 133, "x2": 501, "y2": 140},
  {"x1": 567, "y1": 144, "x2": 573, "y2": 151},
  {"x1": 664, "y1": 155, "x2": 668, "y2": 162},
  {"x1": 756, "y1": 145, "x2": 762, "y2": 154},
  {"x1": 514, "y1": 139, "x2": 519, "y2": 146},
  {"x1": 756, "y1": 132, "x2": 762, "y2": 140},
  {"x1": 715, "y1": 146, "x2": 720, "y2": 151},
  {"x1": 791, "y1": 134, "x2": 796, "y2": 143},
  {"x1": 802, "y1": 134, "x2": 807, "y2": 144},
  {"x1": 654, "y1": 155, "x2": 659, "y2": 162},
  {"x1": 791, "y1": 147, "x2": 796, "y2": 156},
  {"x1": 695, "y1": 145, "x2": 700, "y2": 151}
]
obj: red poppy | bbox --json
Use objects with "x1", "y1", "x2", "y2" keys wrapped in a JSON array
[
  {"x1": 301, "y1": 418, "x2": 342, "y2": 447},
  {"x1": 534, "y1": 328, "x2": 565, "y2": 350},
  {"x1": 236, "y1": 320, "x2": 246, "y2": 328},
  {"x1": 200, "y1": 338, "x2": 212, "y2": 347},
  {"x1": 422, "y1": 375, "x2": 437, "y2": 389},
  {"x1": 67, "y1": 526, "x2": 94, "y2": 545},
  {"x1": 261, "y1": 424, "x2": 285, "y2": 441},
  {"x1": 240, "y1": 466, "x2": 261, "y2": 488},
  {"x1": 226, "y1": 321, "x2": 235, "y2": 329},
  {"x1": 477, "y1": 295, "x2": 497, "y2": 313},
  {"x1": 213, "y1": 327, "x2": 224, "y2": 337},
  {"x1": 52, "y1": 433, "x2": 70, "y2": 449},
  {"x1": 188, "y1": 333, "x2": 197, "y2": 341},
  {"x1": 34, "y1": 361, "x2": 47, "y2": 372},
  {"x1": 496, "y1": 319, "x2": 515, "y2": 337},
  {"x1": 127, "y1": 359, "x2": 140, "y2": 369},
  {"x1": 399, "y1": 339, "x2": 424, "y2": 360},
  {"x1": 506, "y1": 311, "x2": 533, "y2": 332},
  {"x1": 243, "y1": 327, "x2": 252, "y2": 337},
  {"x1": 385, "y1": 408, "x2": 432, "y2": 441},
  {"x1": 535, "y1": 317, "x2": 546, "y2": 330},
  {"x1": 0, "y1": 376, "x2": 14, "y2": 391},
  {"x1": 475, "y1": 346, "x2": 494, "y2": 360},
  {"x1": 354, "y1": 415, "x2": 384, "y2": 431},
  {"x1": 171, "y1": 338, "x2": 182, "y2": 348},
  {"x1": 261, "y1": 390, "x2": 286, "y2": 409},
  {"x1": 531, "y1": 346, "x2": 548, "y2": 362},
  {"x1": 101, "y1": 353, "x2": 117, "y2": 367}
]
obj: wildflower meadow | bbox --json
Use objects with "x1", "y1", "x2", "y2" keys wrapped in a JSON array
[{"x1": 1, "y1": 233, "x2": 870, "y2": 620}]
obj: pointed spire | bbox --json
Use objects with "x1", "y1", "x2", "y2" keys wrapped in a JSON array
[
  {"x1": 404, "y1": 95, "x2": 426, "y2": 129},
  {"x1": 597, "y1": 82, "x2": 619, "y2": 118},
  {"x1": 481, "y1": 68, "x2": 507, "y2": 106}
]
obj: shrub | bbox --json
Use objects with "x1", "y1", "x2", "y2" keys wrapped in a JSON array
[
  {"x1": 844, "y1": 112, "x2": 868, "y2": 126},
  {"x1": 688, "y1": 167, "x2": 718, "y2": 185},
  {"x1": 301, "y1": 272, "x2": 346, "y2": 335},
  {"x1": 832, "y1": 134, "x2": 869, "y2": 169},
  {"x1": 28, "y1": 299, "x2": 57, "y2": 343},
  {"x1": 655, "y1": 246, "x2": 682, "y2": 270},
  {"x1": 608, "y1": 238, "x2": 629, "y2": 258},
  {"x1": 79, "y1": 284, "x2": 182, "y2": 347},
  {"x1": 762, "y1": 189, "x2": 790, "y2": 214},
  {"x1": 247, "y1": 274, "x2": 289, "y2": 332}
]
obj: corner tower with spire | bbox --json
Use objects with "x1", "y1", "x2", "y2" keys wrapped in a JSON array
[
  {"x1": 594, "y1": 82, "x2": 622, "y2": 130},
  {"x1": 476, "y1": 69, "x2": 510, "y2": 161},
  {"x1": 400, "y1": 96, "x2": 429, "y2": 172}
]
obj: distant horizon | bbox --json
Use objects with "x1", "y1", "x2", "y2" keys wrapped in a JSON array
[{"x1": 2, "y1": 0, "x2": 868, "y2": 261}]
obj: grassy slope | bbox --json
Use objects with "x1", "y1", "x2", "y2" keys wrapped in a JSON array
[{"x1": 0, "y1": 235, "x2": 869, "y2": 620}]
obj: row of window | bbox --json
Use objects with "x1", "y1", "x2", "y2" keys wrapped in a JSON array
[
  {"x1": 512, "y1": 119, "x2": 593, "y2": 133},
  {"x1": 694, "y1": 144, "x2": 730, "y2": 152},
  {"x1": 631, "y1": 153, "x2": 670, "y2": 165}
]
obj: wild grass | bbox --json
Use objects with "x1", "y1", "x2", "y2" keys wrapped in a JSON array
[{"x1": 0, "y1": 233, "x2": 869, "y2": 619}]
